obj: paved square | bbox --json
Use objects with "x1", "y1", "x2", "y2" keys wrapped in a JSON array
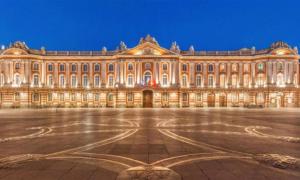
[{"x1": 0, "y1": 108, "x2": 299, "y2": 180}]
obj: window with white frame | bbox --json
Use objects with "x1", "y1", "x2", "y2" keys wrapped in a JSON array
[
  {"x1": 59, "y1": 64, "x2": 65, "y2": 72},
  {"x1": 182, "y1": 75, "x2": 187, "y2": 87},
  {"x1": 71, "y1": 64, "x2": 77, "y2": 72},
  {"x1": 127, "y1": 74, "x2": 133, "y2": 86},
  {"x1": 162, "y1": 74, "x2": 168, "y2": 86},
  {"x1": 108, "y1": 75, "x2": 114, "y2": 87},
  {"x1": 83, "y1": 64, "x2": 88, "y2": 72},
  {"x1": 94, "y1": 75, "x2": 100, "y2": 87},
  {"x1": 48, "y1": 75, "x2": 53, "y2": 86},
  {"x1": 208, "y1": 64, "x2": 214, "y2": 72},
  {"x1": 196, "y1": 75, "x2": 202, "y2": 87},
  {"x1": 59, "y1": 75, "x2": 65, "y2": 87},
  {"x1": 33, "y1": 75, "x2": 39, "y2": 86},
  {"x1": 48, "y1": 64, "x2": 53, "y2": 72},
  {"x1": 108, "y1": 64, "x2": 114, "y2": 72},
  {"x1": 196, "y1": 64, "x2": 201, "y2": 72},
  {"x1": 208, "y1": 75, "x2": 214, "y2": 87},
  {"x1": 83, "y1": 75, "x2": 88, "y2": 88},
  {"x1": 71, "y1": 75, "x2": 77, "y2": 87},
  {"x1": 94, "y1": 64, "x2": 100, "y2": 72}
]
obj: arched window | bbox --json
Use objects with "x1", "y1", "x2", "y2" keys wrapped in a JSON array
[
  {"x1": 128, "y1": 63, "x2": 133, "y2": 71},
  {"x1": 108, "y1": 64, "x2": 114, "y2": 72},
  {"x1": 144, "y1": 72, "x2": 152, "y2": 85}
]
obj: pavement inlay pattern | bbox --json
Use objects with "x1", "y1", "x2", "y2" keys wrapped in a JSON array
[{"x1": 0, "y1": 108, "x2": 299, "y2": 180}]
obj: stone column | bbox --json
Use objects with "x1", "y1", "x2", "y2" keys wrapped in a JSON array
[
  {"x1": 54, "y1": 62, "x2": 58, "y2": 87},
  {"x1": 189, "y1": 62, "x2": 194, "y2": 87},
  {"x1": 101, "y1": 61, "x2": 106, "y2": 86},
  {"x1": 266, "y1": 61, "x2": 272, "y2": 85},
  {"x1": 120, "y1": 60, "x2": 124, "y2": 84},
  {"x1": 66, "y1": 63, "x2": 69, "y2": 87},
  {"x1": 203, "y1": 63, "x2": 207, "y2": 87},
  {"x1": 77, "y1": 62, "x2": 81, "y2": 87},
  {"x1": 272, "y1": 61, "x2": 277, "y2": 84},
  {"x1": 227, "y1": 63, "x2": 231, "y2": 87},
  {"x1": 284, "y1": 61, "x2": 288, "y2": 84},
  {"x1": 239, "y1": 63, "x2": 243, "y2": 87},
  {"x1": 42, "y1": 61, "x2": 46, "y2": 86},
  {"x1": 215, "y1": 63, "x2": 220, "y2": 87},
  {"x1": 89, "y1": 62, "x2": 93, "y2": 87},
  {"x1": 251, "y1": 62, "x2": 256, "y2": 87}
]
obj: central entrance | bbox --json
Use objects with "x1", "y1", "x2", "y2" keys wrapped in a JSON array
[{"x1": 143, "y1": 90, "x2": 153, "y2": 107}]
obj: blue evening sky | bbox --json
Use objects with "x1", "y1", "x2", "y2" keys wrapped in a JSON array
[{"x1": 0, "y1": 0, "x2": 299, "y2": 51}]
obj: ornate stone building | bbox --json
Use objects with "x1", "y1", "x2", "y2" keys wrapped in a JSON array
[{"x1": 0, "y1": 35, "x2": 299, "y2": 108}]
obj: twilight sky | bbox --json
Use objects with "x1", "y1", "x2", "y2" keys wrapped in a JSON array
[{"x1": 0, "y1": 0, "x2": 299, "y2": 51}]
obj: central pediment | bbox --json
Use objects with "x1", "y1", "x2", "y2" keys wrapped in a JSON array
[{"x1": 118, "y1": 42, "x2": 178, "y2": 56}]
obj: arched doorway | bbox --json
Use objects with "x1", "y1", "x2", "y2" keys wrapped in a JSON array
[
  {"x1": 143, "y1": 90, "x2": 153, "y2": 107},
  {"x1": 219, "y1": 94, "x2": 227, "y2": 107}
]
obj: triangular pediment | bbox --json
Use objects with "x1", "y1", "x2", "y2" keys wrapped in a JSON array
[{"x1": 118, "y1": 42, "x2": 178, "y2": 56}]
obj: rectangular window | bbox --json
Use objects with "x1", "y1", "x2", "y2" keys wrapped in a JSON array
[
  {"x1": 71, "y1": 76, "x2": 76, "y2": 87},
  {"x1": 83, "y1": 64, "x2": 88, "y2": 72},
  {"x1": 127, "y1": 93, "x2": 133, "y2": 102},
  {"x1": 109, "y1": 76, "x2": 114, "y2": 87},
  {"x1": 162, "y1": 92, "x2": 168, "y2": 101},
  {"x1": 128, "y1": 75, "x2": 133, "y2": 86},
  {"x1": 83, "y1": 94, "x2": 87, "y2": 101},
  {"x1": 48, "y1": 93, "x2": 52, "y2": 101},
  {"x1": 33, "y1": 75, "x2": 39, "y2": 86},
  {"x1": 33, "y1": 63, "x2": 39, "y2": 71},
  {"x1": 182, "y1": 93, "x2": 188, "y2": 101},
  {"x1": 94, "y1": 93, "x2": 100, "y2": 101},
  {"x1": 162, "y1": 75, "x2": 168, "y2": 86},
  {"x1": 59, "y1": 93, "x2": 64, "y2": 101},
  {"x1": 196, "y1": 76, "x2": 201, "y2": 87},
  {"x1": 48, "y1": 75, "x2": 53, "y2": 86},
  {"x1": 59, "y1": 64, "x2": 65, "y2": 72},
  {"x1": 71, "y1": 93, "x2": 76, "y2": 101},
  {"x1": 71, "y1": 64, "x2": 77, "y2": 72},
  {"x1": 83, "y1": 76, "x2": 88, "y2": 87},
  {"x1": 48, "y1": 64, "x2": 53, "y2": 72},
  {"x1": 94, "y1": 64, "x2": 100, "y2": 72},
  {"x1": 182, "y1": 76, "x2": 187, "y2": 87},
  {"x1": 94, "y1": 76, "x2": 100, "y2": 87},
  {"x1": 208, "y1": 76, "x2": 214, "y2": 87},
  {"x1": 196, "y1": 64, "x2": 201, "y2": 72},
  {"x1": 208, "y1": 64, "x2": 214, "y2": 72},
  {"x1": 33, "y1": 93, "x2": 39, "y2": 102}
]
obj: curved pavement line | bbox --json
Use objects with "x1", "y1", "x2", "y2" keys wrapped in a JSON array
[
  {"x1": 45, "y1": 129, "x2": 138, "y2": 157},
  {"x1": 72, "y1": 152, "x2": 148, "y2": 166},
  {"x1": 47, "y1": 156, "x2": 131, "y2": 172},
  {"x1": 0, "y1": 127, "x2": 51, "y2": 143},
  {"x1": 151, "y1": 152, "x2": 227, "y2": 166},
  {"x1": 165, "y1": 155, "x2": 252, "y2": 168}
]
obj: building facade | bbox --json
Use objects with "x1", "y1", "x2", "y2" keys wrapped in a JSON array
[{"x1": 0, "y1": 35, "x2": 299, "y2": 108}]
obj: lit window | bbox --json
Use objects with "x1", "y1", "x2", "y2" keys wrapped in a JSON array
[
  {"x1": 258, "y1": 63, "x2": 264, "y2": 71},
  {"x1": 277, "y1": 73, "x2": 284, "y2": 87},
  {"x1": 243, "y1": 74, "x2": 249, "y2": 88},
  {"x1": 33, "y1": 93, "x2": 39, "y2": 102},
  {"x1": 94, "y1": 64, "x2": 100, "y2": 72},
  {"x1": 208, "y1": 64, "x2": 214, "y2": 72},
  {"x1": 257, "y1": 74, "x2": 264, "y2": 87},
  {"x1": 108, "y1": 94, "x2": 113, "y2": 101},
  {"x1": 182, "y1": 93, "x2": 188, "y2": 101},
  {"x1": 108, "y1": 64, "x2": 114, "y2": 72},
  {"x1": 71, "y1": 93, "x2": 76, "y2": 101},
  {"x1": 162, "y1": 92, "x2": 168, "y2": 101},
  {"x1": 15, "y1": 92, "x2": 20, "y2": 101},
  {"x1": 83, "y1": 93, "x2": 87, "y2": 101},
  {"x1": 60, "y1": 93, "x2": 64, "y2": 101},
  {"x1": 232, "y1": 74, "x2": 237, "y2": 87}
]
